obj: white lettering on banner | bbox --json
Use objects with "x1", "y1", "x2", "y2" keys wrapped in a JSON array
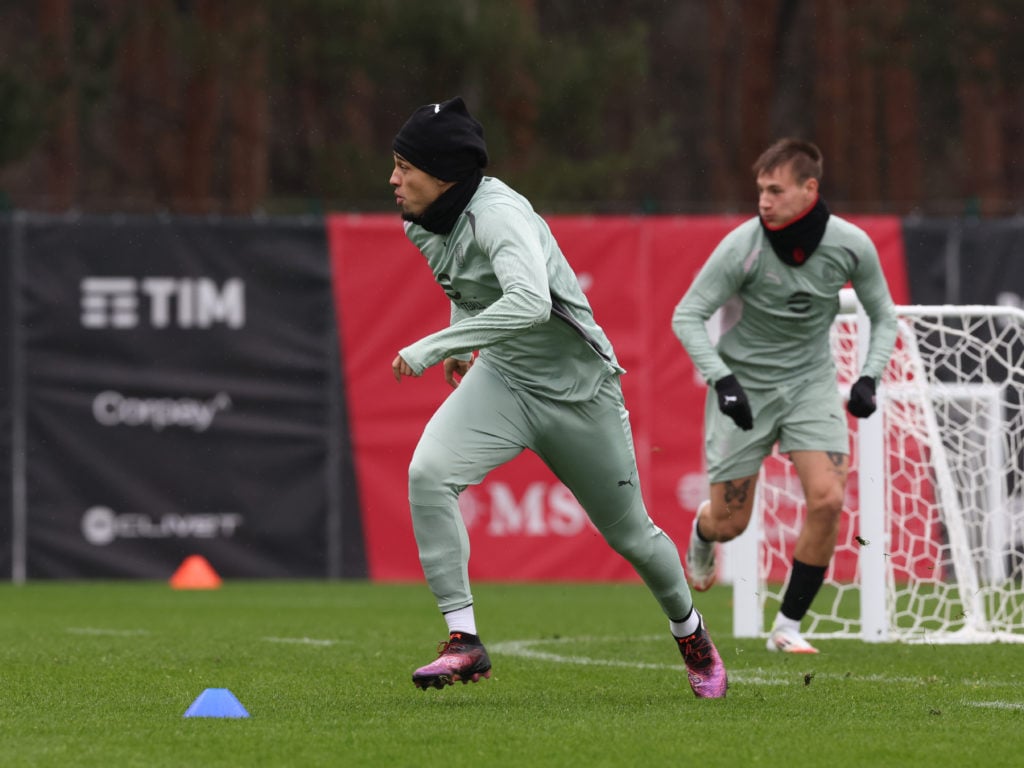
[
  {"x1": 458, "y1": 482, "x2": 590, "y2": 537},
  {"x1": 489, "y1": 483, "x2": 547, "y2": 535},
  {"x1": 547, "y1": 484, "x2": 589, "y2": 536},
  {"x1": 80, "y1": 277, "x2": 245, "y2": 329},
  {"x1": 81, "y1": 278, "x2": 138, "y2": 328},
  {"x1": 92, "y1": 391, "x2": 232, "y2": 432},
  {"x1": 81, "y1": 506, "x2": 244, "y2": 546}
]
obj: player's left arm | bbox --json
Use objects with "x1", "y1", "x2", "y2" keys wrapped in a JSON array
[
  {"x1": 845, "y1": 236, "x2": 899, "y2": 417},
  {"x1": 850, "y1": 236, "x2": 898, "y2": 382}
]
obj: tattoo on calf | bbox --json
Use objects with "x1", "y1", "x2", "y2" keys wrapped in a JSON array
[{"x1": 724, "y1": 478, "x2": 751, "y2": 505}]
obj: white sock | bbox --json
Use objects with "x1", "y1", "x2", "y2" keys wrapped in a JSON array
[
  {"x1": 670, "y1": 609, "x2": 701, "y2": 638},
  {"x1": 772, "y1": 613, "x2": 801, "y2": 633},
  {"x1": 443, "y1": 605, "x2": 477, "y2": 635}
]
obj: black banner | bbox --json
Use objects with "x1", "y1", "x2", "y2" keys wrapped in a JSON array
[
  {"x1": 902, "y1": 218, "x2": 1024, "y2": 307},
  {"x1": 21, "y1": 216, "x2": 363, "y2": 578}
]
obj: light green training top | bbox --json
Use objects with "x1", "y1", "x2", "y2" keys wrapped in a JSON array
[
  {"x1": 672, "y1": 214, "x2": 898, "y2": 389},
  {"x1": 400, "y1": 177, "x2": 624, "y2": 402}
]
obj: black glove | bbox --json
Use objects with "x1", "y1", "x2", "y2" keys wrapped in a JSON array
[
  {"x1": 714, "y1": 374, "x2": 753, "y2": 431},
  {"x1": 847, "y1": 375, "x2": 877, "y2": 418}
]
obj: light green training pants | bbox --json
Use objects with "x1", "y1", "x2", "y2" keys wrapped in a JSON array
[{"x1": 408, "y1": 359, "x2": 694, "y2": 620}]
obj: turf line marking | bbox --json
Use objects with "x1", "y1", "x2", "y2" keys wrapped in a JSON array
[
  {"x1": 491, "y1": 636, "x2": 786, "y2": 685},
  {"x1": 491, "y1": 636, "x2": 1016, "y2": 688},
  {"x1": 67, "y1": 627, "x2": 150, "y2": 637},
  {"x1": 262, "y1": 636, "x2": 337, "y2": 647},
  {"x1": 492, "y1": 638, "x2": 673, "y2": 670},
  {"x1": 968, "y1": 701, "x2": 1024, "y2": 710}
]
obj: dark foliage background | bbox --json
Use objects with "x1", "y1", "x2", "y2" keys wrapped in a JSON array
[{"x1": 1, "y1": 0, "x2": 1022, "y2": 215}]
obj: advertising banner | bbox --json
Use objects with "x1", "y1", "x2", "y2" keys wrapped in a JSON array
[
  {"x1": 21, "y1": 217, "x2": 354, "y2": 578},
  {"x1": 903, "y1": 217, "x2": 1024, "y2": 306},
  {"x1": 329, "y1": 213, "x2": 910, "y2": 583}
]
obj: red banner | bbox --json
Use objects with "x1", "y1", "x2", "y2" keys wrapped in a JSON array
[{"x1": 328, "y1": 213, "x2": 909, "y2": 582}]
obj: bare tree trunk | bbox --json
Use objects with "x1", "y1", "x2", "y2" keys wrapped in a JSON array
[
  {"x1": 142, "y1": 1, "x2": 182, "y2": 208},
  {"x1": 770, "y1": 0, "x2": 815, "y2": 140},
  {"x1": 177, "y1": 0, "x2": 224, "y2": 213},
  {"x1": 705, "y1": 0, "x2": 743, "y2": 206},
  {"x1": 958, "y1": 80, "x2": 1003, "y2": 215},
  {"x1": 957, "y1": 2, "x2": 1004, "y2": 215},
  {"x1": 1004, "y1": 86, "x2": 1024, "y2": 208},
  {"x1": 813, "y1": 1, "x2": 852, "y2": 204},
  {"x1": 493, "y1": 0, "x2": 539, "y2": 169},
  {"x1": 38, "y1": 0, "x2": 77, "y2": 211},
  {"x1": 734, "y1": 0, "x2": 779, "y2": 201},
  {"x1": 847, "y1": 9, "x2": 881, "y2": 207},
  {"x1": 111, "y1": 1, "x2": 149, "y2": 208},
  {"x1": 881, "y1": 0, "x2": 920, "y2": 212},
  {"x1": 228, "y1": 3, "x2": 269, "y2": 214}
]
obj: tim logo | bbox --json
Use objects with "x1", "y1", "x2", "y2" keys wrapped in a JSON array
[{"x1": 81, "y1": 277, "x2": 245, "y2": 329}]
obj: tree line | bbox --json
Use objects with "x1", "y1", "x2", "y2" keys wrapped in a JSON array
[{"x1": 1, "y1": 0, "x2": 1021, "y2": 216}]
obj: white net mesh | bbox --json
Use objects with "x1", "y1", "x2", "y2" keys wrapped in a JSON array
[{"x1": 755, "y1": 305, "x2": 1024, "y2": 643}]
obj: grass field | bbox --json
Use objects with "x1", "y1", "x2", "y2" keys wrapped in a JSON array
[{"x1": 1, "y1": 580, "x2": 1021, "y2": 768}]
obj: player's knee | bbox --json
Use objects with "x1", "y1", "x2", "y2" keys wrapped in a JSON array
[
  {"x1": 821, "y1": 486, "x2": 845, "y2": 515},
  {"x1": 710, "y1": 516, "x2": 747, "y2": 542},
  {"x1": 600, "y1": 515, "x2": 657, "y2": 564},
  {"x1": 408, "y1": 452, "x2": 454, "y2": 506},
  {"x1": 609, "y1": 534, "x2": 655, "y2": 566},
  {"x1": 701, "y1": 500, "x2": 751, "y2": 541},
  {"x1": 408, "y1": 453, "x2": 433, "y2": 490},
  {"x1": 806, "y1": 488, "x2": 844, "y2": 525}
]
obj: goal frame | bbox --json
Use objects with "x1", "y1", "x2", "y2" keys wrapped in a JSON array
[{"x1": 728, "y1": 294, "x2": 1024, "y2": 644}]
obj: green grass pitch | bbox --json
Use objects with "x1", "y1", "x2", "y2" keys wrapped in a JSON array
[{"x1": 0, "y1": 580, "x2": 1021, "y2": 767}]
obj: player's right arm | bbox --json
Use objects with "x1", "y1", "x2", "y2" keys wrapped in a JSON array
[
  {"x1": 671, "y1": 234, "x2": 748, "y2": 386},
  {"x1": 397, "y1": 204, "x2": 551, "y2": 375}
]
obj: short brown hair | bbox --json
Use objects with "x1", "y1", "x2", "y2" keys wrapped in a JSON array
[{"x1": 752, "y1": 138, "x2": 823, "y2": 183}]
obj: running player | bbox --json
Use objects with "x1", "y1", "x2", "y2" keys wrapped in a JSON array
[
  {"x1": 672, "y1": 138, "x2": 897, "y2": 653},
  {"x1": 390, "y1": 96, "x2": 726, "y2": 697}
]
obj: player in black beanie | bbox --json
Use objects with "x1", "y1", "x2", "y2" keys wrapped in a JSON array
[
  {"x1": 391, "y1": 97, "x2": 489, "y2": 234},
  {"x1": 393, "y1": 96, "x2": 488, "y2": 182},
  {"x1": 390, "y1": 97, "x2": 728, "y2": 699}
]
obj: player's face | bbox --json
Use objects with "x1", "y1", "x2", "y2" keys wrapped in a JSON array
[
  {"x1": 390, "y1": 154, "x2": 454, "y2": 219},
  {"x1": 756, "y1": 162, "x2": 818, "y2": 229}
]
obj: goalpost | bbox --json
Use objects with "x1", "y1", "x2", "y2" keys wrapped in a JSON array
[{"x1": 728, "y1": 292, "x2": 1024, "y2": 644}]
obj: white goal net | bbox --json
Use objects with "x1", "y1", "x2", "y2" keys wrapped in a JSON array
[{"x1": 729, "y1": 296, "x2": 1024, "y2": 643}]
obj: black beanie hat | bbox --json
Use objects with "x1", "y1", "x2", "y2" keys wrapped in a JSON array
[{"x1": 393, "y1": 96, "x2": 488, "y2": 182}]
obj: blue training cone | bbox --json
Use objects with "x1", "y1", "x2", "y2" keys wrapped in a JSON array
[{"x1": 183, "y1": 688, "x2": 250, "y2": 718}]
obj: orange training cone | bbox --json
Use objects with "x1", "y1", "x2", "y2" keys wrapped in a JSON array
[{"x1": 169, "y1": 555, "x2": 222, "y2": 590}]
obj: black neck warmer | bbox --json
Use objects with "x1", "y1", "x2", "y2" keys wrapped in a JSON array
[
  {"x1": 408, "y1": 169, "x2": 483, "y2": 235},
  {"x1": 760, "y1": 196, "x2": 830, "y2": 266}
]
